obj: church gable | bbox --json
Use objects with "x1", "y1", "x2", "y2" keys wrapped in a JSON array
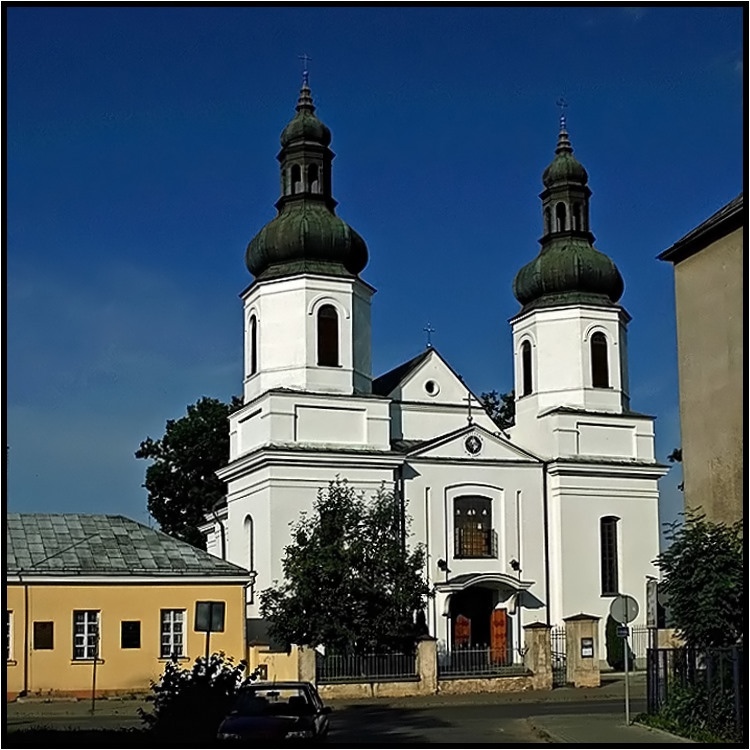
[{"x1": 407, "y1": 424, "x2": 541, "y2": 463}]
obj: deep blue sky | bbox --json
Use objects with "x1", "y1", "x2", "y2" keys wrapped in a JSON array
[{"x1": 6, "y1": 5, "x2": 743, "y2": 542}]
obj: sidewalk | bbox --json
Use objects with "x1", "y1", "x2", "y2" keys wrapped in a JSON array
[{"x1": 528, "y1": 713, "x2": 693, "y2": 744}]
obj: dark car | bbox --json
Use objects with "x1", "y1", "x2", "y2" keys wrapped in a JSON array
[{"x1": 217, "y1": 681, "x2": 332, "y2": 742}]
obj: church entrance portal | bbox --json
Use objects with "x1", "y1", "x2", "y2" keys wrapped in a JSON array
[{"x1": 449, "y1": 586, "x2": 512, "y2": 663}]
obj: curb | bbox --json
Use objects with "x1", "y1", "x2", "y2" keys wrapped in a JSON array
[{"x1": 632, "y1": 719, "x2": 695, "y2": 743}]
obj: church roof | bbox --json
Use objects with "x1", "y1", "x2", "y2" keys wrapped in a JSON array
[
  {"x1": 372, "y1": 349, "x2": 432, "y2": 396},
  {"x1": 7, "y1": 513, "x2": 249, "y2": 578}
]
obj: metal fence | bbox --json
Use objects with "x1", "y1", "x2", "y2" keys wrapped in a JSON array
[
  {"x1": 316, "y1": 651, "x2": 418, "y2": 684},
  {"x1": 629, "y1": 625, "x2": 649, "y2": 668},
  {"x1": 647, "y1": 646, "x2": 744, "y2": 742},
  {"x1": 550, "y1": 625, "x2": 567, "y2": 686},
  {"x1": 437, "y1": 645, "x2": 527, "y2": 678}
]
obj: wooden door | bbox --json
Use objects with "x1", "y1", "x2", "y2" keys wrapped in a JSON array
[
  {"x1": 490, "y1": 609, "x2": 508, "y2": 664},
  {"x1": 453, "y1": 614, "x2": 471, "y2": 649}
]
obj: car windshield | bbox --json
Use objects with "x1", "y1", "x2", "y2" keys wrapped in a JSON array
[{"x1": 231, "y1": 687, "x2": 313, "y2": 717}]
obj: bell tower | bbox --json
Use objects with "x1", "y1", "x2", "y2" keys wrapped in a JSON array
[
  {"x1": 242, "y1": 74, "x2": 374, "y2": 401},
  {"x1": 510, "y1": 115, "x2": 631, "y2": 430}
]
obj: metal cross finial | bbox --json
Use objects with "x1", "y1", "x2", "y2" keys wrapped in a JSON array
[
  {"x1": 299, "y1": 53, "x2": 312, "y2": 86},
  {"x1": 464, "y1": 394, "x2": 473, "y2": 425},
  {"x1": 423, "y1": 322, "x2": 435, "y2": 348},
  {"x1": 556, "y1": 97, "x2": 568, "y2": 130}
]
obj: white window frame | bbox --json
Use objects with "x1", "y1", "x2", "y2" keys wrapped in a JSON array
[
  {"x1": 6, "y1": 610, "x2": 13, "y2": 662},
  {"x1": 73, "y1": 610, "x2": 100, "y2": 660},
  {"x1": 160, "y1": 609, "x2": 186, "y2": 659}
]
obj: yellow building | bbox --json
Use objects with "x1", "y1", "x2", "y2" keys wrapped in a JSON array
[
  {"x1": 6, "y1": 513, "x2": 251, "y2": 700},
  {"x1": 658, "y1": 194, "x2": 744, "y2": 525}
]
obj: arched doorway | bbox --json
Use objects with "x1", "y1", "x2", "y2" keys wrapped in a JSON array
[{"x1": 449, "y1": 586, "x2": 513, "y2": 664}]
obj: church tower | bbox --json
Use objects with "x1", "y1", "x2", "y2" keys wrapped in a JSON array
[
  {"x1": 510, "y1": 116, "x2": 631, "y2": 439},
  {"x1": 242, "y1": 74, "x2": 374, "y2": 401}
]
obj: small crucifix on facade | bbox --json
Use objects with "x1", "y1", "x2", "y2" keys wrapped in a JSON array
[{"x1": 423, "y1": 322, "x2": 435, "y2": 349}]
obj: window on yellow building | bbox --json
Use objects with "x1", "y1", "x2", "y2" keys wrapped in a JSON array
[
  {"x1": 33, "y1": 622, "x2": 54, "y2": 650},
  {"x1": 121, "y1": 621, "x2": 141, "y2": 649},
  {"x1": 6, "y1": 611, "x2": 12, "y2": 661},
  {"x1": 73, "y1": 610, "x2": 100, "y2": 660},
  {"x1": 160, "y1": 610, "x2": 185, "y2": 659}
]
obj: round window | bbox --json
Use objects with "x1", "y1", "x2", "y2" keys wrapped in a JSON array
[{"x1": 424, "y1": 380, "x2": 440, "y2": 396}]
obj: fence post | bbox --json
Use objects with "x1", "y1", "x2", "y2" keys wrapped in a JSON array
[
  {"x1": 298, "y1": 646, "x2": 317, "y2": 686},
  {"x1": 563, "y1": 613, "x2": 601, "y2": 688},
  {"x1": 523, "y1": 623, "x2": 552, "y2": 690},
  {"x1": 416, "y1": 636, "x2": 438, "y2": 695}
]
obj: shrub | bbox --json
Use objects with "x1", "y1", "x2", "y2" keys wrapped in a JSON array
[
  {"x1": 604, "y1": 615, "x2": 634, "y2": 671},
  {"x1": 139, "y1": 652, "x2": 259, "y2": 743}
]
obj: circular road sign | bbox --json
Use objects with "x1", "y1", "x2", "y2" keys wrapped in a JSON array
[{"x1": 609, "y1": 594, "x2": 639, "y2": 624}]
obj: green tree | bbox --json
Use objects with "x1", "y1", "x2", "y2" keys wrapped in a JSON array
[
  {"x1": 135, "y1": 396, "x2": 241, "y2": 549},
  {"x1": 260, "y1": 479, "x2": 429, "y2": 653},
  {"x1": 655, "y1": 512, "x2": 743, "y2": 649},
  {"x1": 667, "y1": 447, "x2": 684, "y2": 491},
  {"x1": 480, "y1": 389, "x2": 515, "y2": 431}
]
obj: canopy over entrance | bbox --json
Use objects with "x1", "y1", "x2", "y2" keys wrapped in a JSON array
[{"x1": 435, "y1": 572, "x2": 534, "y2": 594}]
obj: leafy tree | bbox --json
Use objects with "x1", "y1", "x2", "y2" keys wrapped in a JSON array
[
  {"x1": 139, "y1": 652, "x2": 258, "y2": 742},
  {"x1": 667, "y1": 447, "x2": 684, "y2": 491},
  {"x1": 655, "y1": 512, "x2": 743, "y2": 649},
  {"x1": 480, "y1": 389, "x2": 515, "y2": 432},
  {"x1": 260, "y1": 479, "x2": 429, "y2": 653},
  {"x1": 136, "y1": 396, "x2": 241, "y2": 549}
]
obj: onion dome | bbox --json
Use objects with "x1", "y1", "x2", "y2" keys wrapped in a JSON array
[
  {"x1": 513, "y1": 117, "x2": 624, "y2": 312},
  {"x1": 246, "y1": 77, "x2": 368, "y2": 281}
]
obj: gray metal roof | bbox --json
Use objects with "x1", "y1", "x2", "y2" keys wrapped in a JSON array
[{"x1": 6, "y1": 513, "x2": 249, "y2": 578}]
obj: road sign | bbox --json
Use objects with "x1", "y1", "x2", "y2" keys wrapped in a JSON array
[
  {"x1": 609, "y1": 594, "x2": 639, "y2": 624},
  {"x1": 617, "y1": 624, "x2": 630, "y2": 638}
]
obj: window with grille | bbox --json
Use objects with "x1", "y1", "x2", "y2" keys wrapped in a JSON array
[
  {"x1": 73, "y1": 610, "x2": 99, "y2": 660},
  {"x1": 600, "y1": 516, "x2": 619, "y2": 596},
  {"x1": 317, "y1": 305, "x2": 339, "y2": 367},
  {"x1": 160, "y1": 610, "x2": 185, "y2": 659},
  {"x1": 34, "y1": 621, "x2": 54, "y2": 650},
  {"x1": 454, "y1": 496, "x2": 496, "y2": 558},
  {"x1": 591, "y1": 332, "x2": 610, "y2": 388}
]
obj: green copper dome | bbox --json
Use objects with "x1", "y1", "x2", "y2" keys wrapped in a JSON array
[
  {"x1": 513, "y1": 119, "x2": 623, "y2": 312},
  {"x1": 245, "y1": 78, "x2": 368, "y2": 281}
]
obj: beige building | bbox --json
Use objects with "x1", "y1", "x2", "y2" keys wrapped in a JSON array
[
  {"x1": 659, "y1": 194, "x2": 743, "y2": 524},
  {"x1": 6, "y1": 513, "x2": 251, "y2": 700}
]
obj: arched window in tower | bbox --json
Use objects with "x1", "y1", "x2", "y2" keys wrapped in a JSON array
[
  {"x1": 244, "y1": 515, "x2": 255, "y2": 603},
  {"x1": 572, "y1": 203, "x2": 582, "y2": 231},
  {"x1": 307, "y1": 163, "x2": 320, "y2": 193},
  {"x1": 590, "y1": 332, "x2": 609, "y2": 388},
  {"x1": 555, "y1": 202, "x2": 567, "y2": 231},
  {"x1": 600, "y1": 516, "x2": 619, "y2": 596},
  {"x1": 249, "y1": 315, "x2": 258, "y2": 376},
  {"x1": 317, "y1": 304, "x2": 339, "y2": 366},
  {"x1": 544, "y1": 207, "x2": 551, "y2": 234},
  {"x1": 291, "y1": 164, "x2": 302, "y2": 194},
  {"x1": 521, "y1": 340, "x2": 533, "y2": 396}
]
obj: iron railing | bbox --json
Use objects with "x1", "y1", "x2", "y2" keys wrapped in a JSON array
[
  {"x1": 454, "y1": 527, "x2": 498, "y2": 558},
  {"x1": 550, "y1": 625, "x2": 567, "y2": 686},
  {"x1": 316, "y1": 651, "x2": 418, "y2": 684},
  {"x1": 437, "y1": 645, "x2": 527, "y2": 678}
]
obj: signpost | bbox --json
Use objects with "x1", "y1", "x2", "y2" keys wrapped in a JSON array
[
  {"x1": 609, "y1": 594, "x2": 639, "y2": 725},
  {"x1": 195, "y1": 601, "x2": 226, "y2": 661}
]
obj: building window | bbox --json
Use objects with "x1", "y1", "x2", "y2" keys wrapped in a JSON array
[
  {"x1": 573, "y1": 203, "x2": 582, "y2": 231},
  {"x1": 291, "y1": 164, "x2": 302, "y2": 194},
  {"x1": 307, "y1": 163, "x2": 320, "y2": 193},
  {"x1": 555, "y1": 202, "x2": 567, "y2": 231},
  {"x1": 121, "y1": 621, "x2": 141, "y2": 649},
  {"x1": 454, "y1": 496, "x2": 496, "y2": 558},
  {"x1": 33, "y1": 622, "x2": 54, "y2": 650},
  {"x1": 73, "y1": 610, "x2": 100, "y2": 660},
  {"x1": 6, "y1": 611, "x2": 12, "y2": 661},
  {"x1": 521, "y1": 340, "x2": 533, "y2": 396},
  {"x1": 317, "y1": 304, "x2": 339, "y2": 367},
  {"x1": 544, "y1": 207, "x2": 551, "y2": 234},
  {"x1": 600, "y1": 516, "x2": 619, "y2": 596},
  {"x1": 160, "y1": 610, "x2": 185, "y2": 659},
  {"x1": 249, "y1": 315, "x2": 258, "y2": 376},
  {"x1": 591, "y1": 332, "x2": 609, "y2": 388}
]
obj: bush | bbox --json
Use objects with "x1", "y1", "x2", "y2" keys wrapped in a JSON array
[
  {"x1": 139, "y1": 652, "x2": 259, "y2": 743},
  {"x1": 604, "y1": 615, "x2": 634, "y2": 671}
]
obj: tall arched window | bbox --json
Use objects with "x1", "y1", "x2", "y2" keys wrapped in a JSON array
[
  {"x1": 572, "y1": 203, "x2": 582, "y2": 231},
  {"x1": 454, "y1": 496, "x2": 494, "y2": 558},
  {"x1": 244, "y1": 515, "x2": 255, "y2": 602},
  {"x1": 555, "y1": 202, "x2": 567, "y2": 231},
  {"x1": 317, "y1": 304, "x2": 339, "y2": 366},
  {"x1": 600, "y1": 516, "x2": 619, "y2": 595},
  {"x1": 291, "y1": 164, "x2": 302, "y2": 194},
  {"x1": 591, "y1": 332, "x2": 609, "y2": 388},
  {"x1": 307, "y1": 163, "x2": 320, "y2": 193},
  {"x1": 249, "y1": 315, "x2": 258, "y2": 376},
  {"x1": 544, "y1": 207, "x2": 551, "y2": 234},
  {"x1": 521, "y1": 340, "x2": 533, "y2": 396}
]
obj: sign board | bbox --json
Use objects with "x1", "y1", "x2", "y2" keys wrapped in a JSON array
[
  {"x1": 581, "y1": 637, "x2": 594, "y2": 658},
  {"x1": 609, "y1": 594, "x2": 639, "y2": 625},
  {"x1": 646, "y1": 579, "x2": 658, "y2": 629},
  {"x1": 194, "y1": 601, "x2": 226, "y2": 633},
  {"x1": 617, "y1": 624, "x2": 630, "y2": 638}
]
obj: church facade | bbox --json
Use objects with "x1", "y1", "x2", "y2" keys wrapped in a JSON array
[{"x1": 204, "y1": 77, "x2": 667, "y2": 658}]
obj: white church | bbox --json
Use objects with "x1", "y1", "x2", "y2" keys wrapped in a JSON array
[{"x1": 204, "y1": 76, "x2": 667, "y2": 658}]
